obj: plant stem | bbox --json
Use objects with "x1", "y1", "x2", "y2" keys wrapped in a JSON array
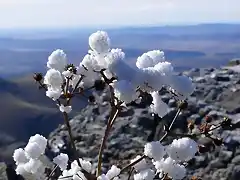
[
  {"x1": 96, "y1": 108, "x2": 119, "y2": 177},
  {"x1": 127, "y1": 167, "x2": 134, "y2": 180},
  {"x1": 46, "y1": 165, "x2": 58, "y2": 180},
  {"x1": 120, "y1": 155, "x2": 146, "y2": 174},
  {"x1": 62, "y1": 112, "x2": 81, "y2": 166},
  {"x1": 71, "y1": 75, "x2": 84, "y2": 93},
  {"x1": 159, "y1": 108, "x2": 181, "y2": 142},
  {"x1": 63, "y1": 112, "x2": 97, "y2": 180}
]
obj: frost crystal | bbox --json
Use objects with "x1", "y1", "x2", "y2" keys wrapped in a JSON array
[
  {"x1": 59, "y1": 105, "x2": 72, "y2": 113},
  {"x1": 167, "y1": 137, "x2": 198, "y2": 161},
  {"x1": 150, "y1": 91, "x2": 169, "y2": 118},
  {"x1": 130, "y1": 155, "x2": 148, "y2": 171},
  {"x1": 44, "y1": 69, "x2": 63, "y2": 89},
  {"x1": 13, "y1": 148, "x2": 28, "y2": 165},
  {"x1": 106, "y1": 165, "x2": 120, "y2": 179},
  {"x1": 89, "y1": 31, "x2": 110, "y2": 54},
  {"x1": 53, "y1": 153, "x2": 69, "y2": 171},
  {"x1": 144, "y1": 141, "x2": 166, "y2": 161},
  {"x1": 154, "y1": 157, "x2": 186, "y2": 180},
  {"x1": 133, "y1": 169, "x2": 155, "y2": 180},
  {"x1": 80, "y1": 158, "x2": 92, "y2": 173},
  {"x1": 113, "y1": 80, "x2": 137, "y2": 104},
  {"x1": 25, "y1": 142, "x2": 43, "y2": 159},
  {"x1": 47, "y1": 49, "x2": 67, "y2": 72}
]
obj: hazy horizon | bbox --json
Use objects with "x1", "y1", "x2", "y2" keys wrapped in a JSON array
[{"x1": 0, "y1": 0, "x2": 239, "y2": 29}]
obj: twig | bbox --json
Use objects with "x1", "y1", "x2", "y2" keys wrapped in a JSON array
[
  {"x1": 71, "y1": 75, "x2": 84, "y2": 93},
  {"x1": 110, "y1": 108, "x2": 120, "y2": 127},
  {"x1": 167, "y1": 122, "x2": 224, "y2": 140},
  {"x1": 127, "y1": 167, "x2": 134, "y2": 180},
  {"x1": 62, "y1": 112, "x2": 81, "y2": 166},
  {"x1": 161, "y1": 173, "x2": 168, "y2": 180},
  {"x1": 159, "y1": 108, "x2": 181, "y2": 142},
  {"x1": 65, "y1": 78, "x2": 70, "y2": 95},
  {"x1": 147, "y1": 114, "x2": 162, "y2": 142},
  {"x1": 120, "y1": 155, "x2": 146, "y2": 174},
  {"x1": 35, "y1": 75, "x2": 97, "y2": 180},
  {"x1": 62, "y1": 112, "x2": 97, "y2": 180},
  {"x1": 96, "y1": 108, "x2": 119, "y2": 176},
  {"x1": 45, "y1": 165, "x2": 58, "y2": 180}
]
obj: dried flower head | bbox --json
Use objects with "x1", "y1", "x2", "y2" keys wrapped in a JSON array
[{"x1": 33, "y1": 73, "x2": 43, "y2": 82}]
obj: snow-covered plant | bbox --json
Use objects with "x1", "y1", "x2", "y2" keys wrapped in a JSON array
[{"x1": 13, "y1": 30, "x2": 234, "y2": 180}]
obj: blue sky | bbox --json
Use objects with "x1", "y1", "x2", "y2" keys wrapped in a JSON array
[{"x1": 0, "y1": 0, "x2": 239, "y2": 28}]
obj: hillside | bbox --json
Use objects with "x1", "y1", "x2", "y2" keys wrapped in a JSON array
[{"x1": 0, "y1": 75, "x2": 89, "y2": 142}]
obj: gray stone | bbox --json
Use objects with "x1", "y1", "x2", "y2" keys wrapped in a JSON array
[{"x1": 231, "y1": 155, "x2": 240, "y2": 165}]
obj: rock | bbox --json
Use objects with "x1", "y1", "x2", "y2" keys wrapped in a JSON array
[
  {"x1": 230, "y1": 165, "x2": 240, "y2": 180},
  {"x1": 231, "y1": 155, "x2": 240, "y2": 165},
  {"x1": 218, "y1": 150, "x2": 233, "y2": 162},
  {"x1": 214, "y1": 75, "x2": 230, "y2": 82},
  {"x1": 194, "y1": 77, "x2": 206, "y2": 83},
  {"x1": 228, "y1": 58, "x2": 240, "y2": 66},
  {"x1": 0, "y1": 163, "x2": 7, "y2": 180}
]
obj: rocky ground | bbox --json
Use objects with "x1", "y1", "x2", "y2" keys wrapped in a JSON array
[
  {"x1": 2, "y1": 66, "x2": 240, "y2": 180},
  {"x1": 45, "y1": 66, "x2": 240, "y2": 180}
]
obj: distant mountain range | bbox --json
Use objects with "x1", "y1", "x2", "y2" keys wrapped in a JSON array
[{"x1": 1, "y1": 23, "x2": 240, "y2": 78}]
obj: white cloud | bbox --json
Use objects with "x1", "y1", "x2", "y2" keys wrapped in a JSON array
[{"x1": 0, "y1": 0, "x2": 239, "y2": 28}]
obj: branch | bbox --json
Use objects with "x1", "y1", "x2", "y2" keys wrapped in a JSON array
[
  {"x1": 127, "y1": 167, "x2": 134, "y2": 180},
  {"x1": 71, "y1": 75, "x2": 84, "y2": 93},
  {"x1": 45, "y1": 165, "x2": 58, "y2": 180},
  {"x1": 96, "y1": 108, "x2": 119, "y2": 176},
  {"x1": 62, "y1": 112, "x2": 81, "y2": 166},
  {"x1": 159, "y1": 108, "x2": 181, "y2": 142},
  {"x1": 63, "y1": 112, "x2": 97, "y2": 180}
]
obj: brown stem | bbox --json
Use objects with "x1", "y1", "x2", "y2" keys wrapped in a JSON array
[
  {"x1": 110, "y1": 108, "x2": 120, "y2": 127},
  {"x1": 159, "y1": 108, "x2": 181, "y2": 142},
  {"x1": 161, "y1": 173, "x2": 168, "y2": 180},
  {"x1": 39, "y1": 81, "x2": 47, "y2": 91},
  {"x1": 46, "y1": 165, "x2": 58, "y2": 180},
  {"x1": 168, "y1": 123, "x2": 222, "y2": 139},
  {"x1": 120, "y1": 155, "x2": 146, "y2": 174},
  {"x1": 63, "y1": 112, "x2": 97, "y2": 180},
  {"x1": 71, "y1": 75, "x2": 84, "y2": 93},
  {"x1": 62, "y1": 112, "x2": 81, "y2": 166},
  {"x1": 37, "y1": 76, "x2": 96, "y2": 179},
  {"x1": 96, "y1": 108, "x2": 119, "y2": 177},
  {"x1": 65, "y1": 78, "x2": 70, "y2": 95},
  {"x1": 127, "y1": 167, "x2": 134, "y2": 180}
]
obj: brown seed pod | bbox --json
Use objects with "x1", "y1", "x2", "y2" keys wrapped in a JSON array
[
  {"x1": 178, "y1": 100, "x2": 188, "y2": 110},
  {"x1": 205, "y1": 115, "x2": 212, "y2": 123},
  {"x1": 198, "y1": 145, "x2": 209, "y2": 153},
  {"x1": 191, "y1": 176, "x2": 202, "y2": 180},
  {"x1": 33, "y1": 73, "x2": 43, "y2": 82},
  {"x1": 221, "y1": 117, "x2": 232, "y2": 128},
  {"x1": 88, "y1": 95, "x2": 95, "y2": 103},
  {"x1": 187, "y1": 120, "x2": 195, "y2": 130},
  {"x1": 199, "y1": 123, "x2": 211, "y2": 134}
]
